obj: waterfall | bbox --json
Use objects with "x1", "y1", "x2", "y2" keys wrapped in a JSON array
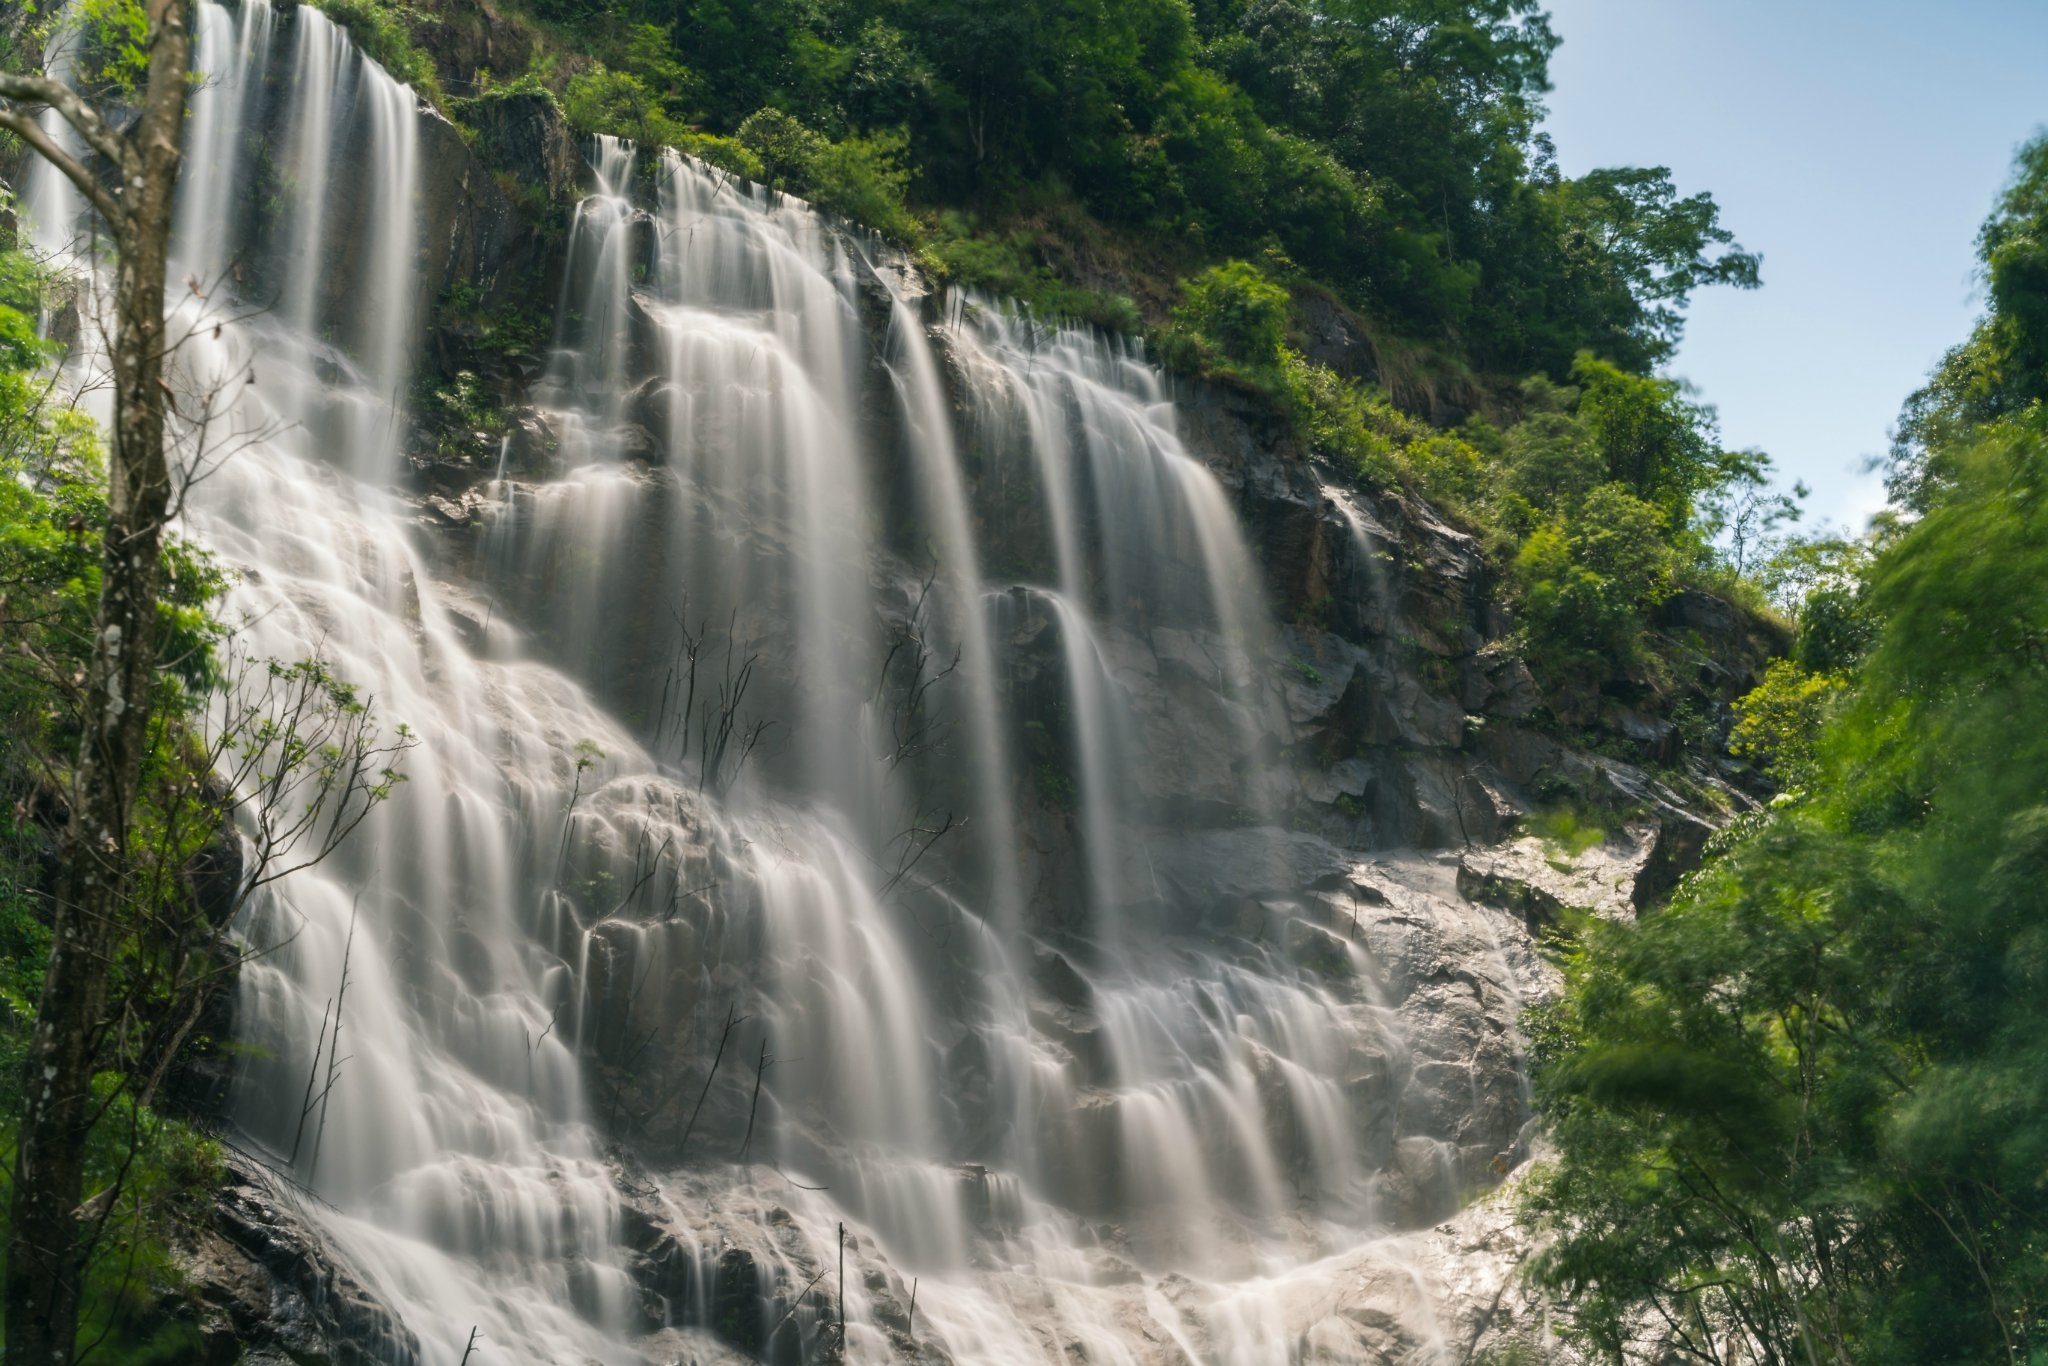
[{"x1": 25, "y1": 6, "x2": 1541, "y2": 1360}]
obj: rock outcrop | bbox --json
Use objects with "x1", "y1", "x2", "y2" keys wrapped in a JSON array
[{"x1": 176, "y1": 1152, "x2": 419, "y2": 1366}]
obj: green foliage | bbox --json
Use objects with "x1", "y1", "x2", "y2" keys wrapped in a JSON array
[
  {"x1": 734, "y1": 107, "x2": 824, "y2": 187},
  {"x1": 73, "y1": 0, "x2": 150, "y2": 94},
  {"x1": 436, "y1": 281, "x2": 553, "y2": 359},
  {"x1": 1486, "y1": 164, "x2": 1762, "y2": 374},
  {"x1": 1728, "y1": 659, "x2": 1838, "y2": 786},
  {"x1": 1469, "y1": 1341, "x2": 1547, "y2": 1366},
  {"x1": 1759, "y1": 534, "x2": 1876, "y2": 674},
  {"x1": 509, "y1": 0, "x2": 1773, "y2": 692},
  {"x1": 1512, "y1": 484, "x2": 1673, "y2": 670},
  {"x1": 1205, "y1": 0, "x2": 1756, "y2": 370},
  {"x1": 496, "y1": 0, "x2": 1751, "y2": 375},
  {"x1": 1570, "y1": 354, "x2": 1730, "y2": 531},
  {"x1": 1525, "y1": 804, "x2": 1607, "y2": 859},
  {"x1": 0, "y1": 219, "x2": 403, "y2": 1358},
  {"x1": 1980, "y1": 135, "x2": 2048, "y2": 411},
  {"x1": 1526, "y1": 136, "x2": 2048, "y2": 1364},
  {"x1": 1891, "y1": 133, "x2": 2048, "y2": 510},
  {"x1": 562, "y1": 64, "x2": 692, "y2": 149},
  {"x1": 1282, "y1": 357, "x2": 1411, "y2": 484},
  {"x1": 733, "y1": 108, "x2": 920, "y2": 241},
  {"x1": 1492, "y1": 377, "x2": 1604, "y2": 527},
  {"x1": 804, "y1": 129, "x2": 918, "y2": 241},
  {"x1": 1169, "y1": 260, "x2": 1291, "y2": 370},
  {"x1": 307, "y1": 0, "x2": 444, "y2": 103},
  {"x1": 433, "y1": 368, "x2": 497, "y2": 430},
  {"x1": 0, "y1": 784, "x2": 227, "y2": 1355},
  {"x1": 925, "y1": 217, "x2": 1144, "y2": 333},
  {"x1": 1527, "y1": 422, "x2": 2048, "y2": 1357},
  {"x1": 1257, "y1": 324, "x2": 1771, "y2": 687},
  {"x1": 417, "y1": 367, "x2": 507, "y2": 462},
  {"x1": 0, "y1": 223, "x2": 234, "y2": 1354}
]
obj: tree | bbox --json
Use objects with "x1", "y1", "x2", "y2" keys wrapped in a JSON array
[
  {"x1": 1572, "y1": 354, "x2": 1732, "y2": 531},
  {"x1": 1169, "y1": 259, "x2": 1293, "y2": 369},
  {"x1": 0, "y1": 3, "x2": 195, "y2": 1358},
  {"x1": 1524, "y1": 133, "x2": 2048, "y2": 1364},
  {"x1": 1510, "y1": 480, "x2": 1673, "y2": 669},
  {"x1": 1526, "y1": 420, "x2": 2048, "y2": 1365},
  {"x1": 1891, "y1": 134, "x2": 2048, "y2": 511}
]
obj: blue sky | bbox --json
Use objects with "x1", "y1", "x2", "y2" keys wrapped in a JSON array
[{"x1": 1537, "y1": 0, "x2": 2048, "y2": 531}]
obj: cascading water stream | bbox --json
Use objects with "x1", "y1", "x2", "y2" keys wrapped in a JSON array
[
  {"x1": 877, "y1": 277, "x2": 1024, "y2": 927},
  {"x1": 20, "y1": 7, "x2": 1541, "y2": 1359}
]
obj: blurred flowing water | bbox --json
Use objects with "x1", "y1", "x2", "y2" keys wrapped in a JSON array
[{"x1": 19, "y1": 7, "x2": 1534, "y2": 1360}]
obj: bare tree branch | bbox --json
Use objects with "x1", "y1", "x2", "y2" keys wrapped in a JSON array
[
  {"x1": 0, "y1": 106, "x2": 121, "y2": 225},
  {"x1": 0, "y1": 70, "x2": 132, "y2": 179}
]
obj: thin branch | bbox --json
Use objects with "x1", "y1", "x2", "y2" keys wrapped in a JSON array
[
  {"x1": 287, "y1": 999, "x2": 333, "y2": 1168},
  {"x1": 307, "y1": 893, "x2": 362, "y2": 1181},
  {"x1": 0, "y1": 69, "x2": 131, "y2": 174},
  {"x1": 677, "y1": 1002, "x2": 745, "y2": 1158},
  {"x1": 736, "y1": 1036, "x2": 772, "y2": 1162},
  {"x1": 769, "y1": 1267, "x2": 828, "y2": 1339},
  {"x1": 0, "y1": 107, "x2": 121, "y2": 225}
]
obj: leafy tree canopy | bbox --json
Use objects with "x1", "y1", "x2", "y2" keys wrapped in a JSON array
[
  {"x1": 1527, "y1": 134, "x2": 2048, "y2": 1366},
  {"x1": 505, "y1": 0, "x2": 1757, "y2": 378}
]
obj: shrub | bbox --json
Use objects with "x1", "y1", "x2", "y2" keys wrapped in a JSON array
[
  {"x1": 734, "y1": 108, "x2": 827, "y2": 188},
  {"x1": 1513, "y1": 483, "x2": 1674, "y2": 669},
  {"x1": 1171, "y1": 259, "x2": 1290, "y2": 369},
  {"x1": 733, "y1": 109, "x2": 922, "y2": 243},
  {"x1": 926, "y1": 217, "x2": 1143, "y2": 333},
  {"x1": 563, "y1": 65, "x2": 687, "y2": 149},
  {"x1": 805, "y1": 129, "x2": 919, "y2": 241},
  {"x1": 1729, "y1": 660, "x2": 1840, "y2": 786}
]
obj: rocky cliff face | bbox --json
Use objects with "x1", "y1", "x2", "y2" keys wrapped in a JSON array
[{"x1": 143, "y1": 41, "x2": 1780, "y2": 1363}]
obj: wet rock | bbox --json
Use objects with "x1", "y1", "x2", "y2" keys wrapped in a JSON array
[
  {"x1": 614, "y1": 422, "x2": 666, "y2": 466},
  {"x1": 709, "y1": 1246, "x2": 766, "y2": 1352},
  {"x1": 185, "y1": 48, "x2": 1772, "y2": 1353},
  {"x1": 502, "y1": 405, "x2": 562, "y2": 478},
  {"x1": 1294, "y1": 288, "x2": 1380, "y2": 385},
  {"x1": 462, "y1": 91, "x2": 580, "y2": 208},
  {"x1": 1029, "y1": 1000, "x2": 1114, "y2": 1089},
  {"x1": 1204, "y1": 1165, "x2": 1565, "y2": 1363},
  {"x1": 176, "y1": 1152, "x2": 418, "y2": 1366},
  {"x1": 424, "y1": 494, "x2": 474, "y2": 527},
  {"x1": 636, "y1": 1327, "x2": 763, "y2": 1365},
  {"x1": 1031, "y1": 945, "x2": 1094, "y2": 1009},
  {"x1": 626, "y1": 376, "x2": 681, "y2": 436},
  {"x1": 1281, "y1": 916, "x2": 1354, "y2": 980}
]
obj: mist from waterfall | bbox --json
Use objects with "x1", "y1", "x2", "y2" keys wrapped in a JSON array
[{"x1": 23, "y1": 6, "x2": 1536, "y2": 1360}]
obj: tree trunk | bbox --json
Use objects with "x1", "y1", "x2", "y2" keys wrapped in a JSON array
[{"x1": 4, "y1": 4, "x2": 188, "y2": 1359}]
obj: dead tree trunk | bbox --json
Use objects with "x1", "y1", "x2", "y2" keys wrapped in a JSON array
[{"x1": 0, "y1": 4, "x2": 191, "y2": 1359}]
